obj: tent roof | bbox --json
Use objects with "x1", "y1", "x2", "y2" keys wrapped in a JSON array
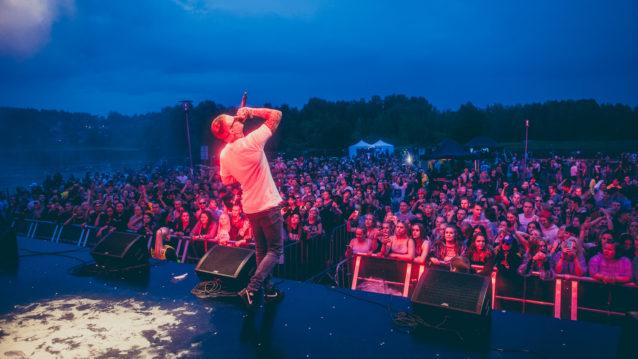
[
  {"x1": 372, "y1": 140, "x2": 393, "y2": 147},
  {"x1": 350, "y1": 140, "x2": 372, "y2": 147},
  {"x1": 465, "y1": 136, "x2": 498, "y2": 148},
  {"x1": 429, "y1": 138, "x2": 469, "y2": 159}
]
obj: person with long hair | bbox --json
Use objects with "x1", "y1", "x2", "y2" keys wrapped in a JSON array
[
  {"x1": 430, "y1": 225, "x2": 467, "y2": 267},
  {"x1": 303, "y1": 207, "x2": 323, "y2": 239},
  {"x1": 377, "y1": 219, "x2": 395, "y2": 251},
  {"x1": 362, "y1": 214, "x2": 381, "y2": 253},
  {"x1": 285, "y1": 213, "x2": 304, "y2": 241},
  {"x1": 494, "y1": 235, "x2": 522, "y2": 276},
  {"x1": 214, "y1": 212, "x2": 231, "y2": 246},
  {"x1": 191, "y1": 211, "x2": 218, "y2": 252},
  {"x1": 412, "y1": 223, "x2": 432, "y2": 264},
  {"x1": 467, "y1": 233, "x2": 494, "y2": 276},
  {"x1": 381, "y1": 221, "x2": 415, "y2": 261}
]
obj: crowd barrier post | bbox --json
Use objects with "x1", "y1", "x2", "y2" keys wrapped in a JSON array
[{"x1": 350, "y1": 254, "x2": 413, "y2": 297}]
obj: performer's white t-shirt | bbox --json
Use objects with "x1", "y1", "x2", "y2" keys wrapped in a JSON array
[{"x1": 219, "y1": 124, "x2": 282, "y2": 214}]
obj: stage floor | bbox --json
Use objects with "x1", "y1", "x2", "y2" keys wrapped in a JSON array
[{"x1": 0, "y1": 238, "x2": 622, "y2": 358}]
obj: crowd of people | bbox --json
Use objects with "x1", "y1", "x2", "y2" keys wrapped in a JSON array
[{"x1": 3, "y1": 151, "x2": 638, "y2": 285}]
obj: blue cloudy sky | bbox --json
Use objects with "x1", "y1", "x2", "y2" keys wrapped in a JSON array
[{"x1": 0, "y1": 0, "x2": 636, "y2": 115}]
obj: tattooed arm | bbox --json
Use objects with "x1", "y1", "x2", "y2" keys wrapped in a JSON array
[{"x1": 237, "y1": 107, "x2": 282, "y2": 133}]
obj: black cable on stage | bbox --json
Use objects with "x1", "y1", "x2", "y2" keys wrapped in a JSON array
[{"x1": 191, "y1": 279, "x2": 238, "y2": 299}]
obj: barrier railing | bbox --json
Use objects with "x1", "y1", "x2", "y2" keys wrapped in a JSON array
[
  {"x1": 491, "y1": 271, "x2": 638, "y2": 321},
  {"x1": 351, "y1": 254, "x2": 416, "y2": 297},
  {"x1": 16, "y1": 219, "x2": 638, "y2": 322}
]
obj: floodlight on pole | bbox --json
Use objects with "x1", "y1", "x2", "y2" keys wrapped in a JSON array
[{"x1": 179, "y1": 100, "x2": 194, "y2": 177}]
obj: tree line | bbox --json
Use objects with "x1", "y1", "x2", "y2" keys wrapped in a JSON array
[{"x1": 1, "y1": 96, "x2": 636, "y2": 163}]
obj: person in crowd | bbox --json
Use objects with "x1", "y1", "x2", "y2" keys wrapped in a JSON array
[
  {"x1": 191, "y1": 211, "x2": 218, "y2": 252},
  {"x1": 166, "y1": 199, "x2": 184, "y2": 226},
  {"x1": 518, "y1": 199, "x2": 539, "y2": 229},
  {"x1": 430, "y1": 226, "x2": 467, "y2": 267},
  {"x1": 539, "y1": 210, "x2": 559, "y2": 244},
  {"x1": 127, "y1": 205, "x2": 145, "y2": 232},
  {"x1": 285, "y1": 213, "x2": 304, "y2": 241},
  {"x1": 395, "y1": 201, "x2": 416, "y2": 223},
  {"x1": 467, "y1": 233, "x2": 494, "y2": 276},
  {"x1": 505, "y1": 210, "x2": 521, "y2": 232},
  {"x1": 63, "y1": 205, "x2": 86, "y2": 226},
  {"x1": 463, "y1": 203, "x2": 494, "y2": 239},
  {"x1": 553, "y1": 235, "x2": 587, "y2": 276},
  {"x1": 518, "y1": 238, "x2": 554, "y2": 280},
  {"x1": 494, "y1": 235, "x2": 522, "y2": 276},
  {"x1": 346, "y1": 227, "x2": 371, "y2": 257},
  {"x1": 362, "y1": 214, "x2": 381, "y2": 253},
  {"x1": 112, "y1": 202, "x2": 128, "y2": 231},
  {"x1": 303, "y1": 207, "x2": 324, "y2": 239},
  {"x1": 345, "y1": 206, "x2": 362, "y2": 234},
  {"x1": 619, "y1": 233, "x2": 635, "y2": 259},
  {"x1": 318, "y1": 190, "x2": 343, "y2": 232},
  {"x1": 138, "y1": 211, "x2": 156, "y2": 238},
  {"x1": 229, "y1": 204, "x2": 252, "y2": 244},
  {"x1": 95, "y1": 206, "x2": 116, "y2": 238},
  {"x1": 11, "y1": 148, "x2": 638, "y2": 291},
  {"x1": 381, "y1": 221, "x2": 415, "y2": 261},
  {"x1": 377, "y1": 220, "x2": 395, "y2": 255},
  {"x1": 588, "y1": 241, "x2": 633, "y2": 284},
  {"x1": 412, "y1": 223, "x2": 431, "y2": 264},
  {"x1": 173, "y1": 210, "x2": 194, "y2": 238}
]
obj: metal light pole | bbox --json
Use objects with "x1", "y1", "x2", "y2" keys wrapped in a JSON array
[
  {"x1": 523, "y1": 119, "x2": 529, "y2": 179},
  {"x1": 179, "y1": 100, "x2": 194, "y2": 177}
]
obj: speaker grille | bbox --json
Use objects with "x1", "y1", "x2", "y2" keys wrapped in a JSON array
[
  {"x1": 90, "y1": 231, "x2": 147, "y2": 268},
  {"x1": 93, "y1": 232, "x2": 141, "y2": 258},
  {"x1": 197, "y1": 246, "x2": 253, "y2": 277},
  {"x1": 413, "y1": 270, "x2": 488, "y2": 314}
]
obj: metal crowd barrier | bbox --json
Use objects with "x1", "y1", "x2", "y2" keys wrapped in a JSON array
[
  {"x1": 18, "y1": 219, "x2": 637, "y2": 322},
  {"x1": 492, "y1": 272, "x2": 638, "y2": 321},
  {"x1": 274, "y1": 234, "x2": 333, "y2": 280},
  {"x1": 16, "y1": 219, "x2": 143, "y2": 250},
  {"x1": 351, "y1": 254, "x2": 415, "y2": 297}
]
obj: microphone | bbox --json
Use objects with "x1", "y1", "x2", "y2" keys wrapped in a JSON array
[
  {"x1": 240, "y1": 91, "x2": 247, "y2": 108},
  {"x1": 235, "y1": 91, "x2": 249, "y2": 123}
]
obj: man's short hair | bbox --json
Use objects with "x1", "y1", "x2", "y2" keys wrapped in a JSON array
[{"x1": 210, "y1": 114, "x2": 231, "y2": 140}]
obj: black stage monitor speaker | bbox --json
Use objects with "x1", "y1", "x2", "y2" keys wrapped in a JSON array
[
  {"x1": 195, "y1": 245, "x2": 256, "y2": 289},
  {"x1": 91, "y1": 232, "x2": 148, "y2": 269},
  {"x1": 1, "y1": 220, "x2": 18, "y2": 266},
  {"x1": 411, "y1": 269, "x2": 492, "y2": 338}
]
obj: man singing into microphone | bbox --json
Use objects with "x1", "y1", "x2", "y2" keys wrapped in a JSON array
[{"x1": 210, "y1": 106, "x2": 283, "y2": 309}]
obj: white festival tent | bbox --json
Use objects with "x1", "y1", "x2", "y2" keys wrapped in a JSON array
[
  {"x1": 371, "y1": 140, "x2": 395, "y2": 155},
  {"x1": 348, "y1": 140, "x2": 373, "y2": 158},
  {"x1": 348, "y1": 139, "x2": 395, "y2": 158}
]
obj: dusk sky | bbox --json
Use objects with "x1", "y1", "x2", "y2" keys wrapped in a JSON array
[{"x1": 0, "y1": 0, "x2": 636, "y2": 115}]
